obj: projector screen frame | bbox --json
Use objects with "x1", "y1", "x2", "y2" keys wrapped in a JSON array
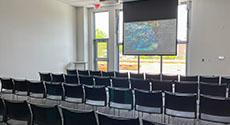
[{"x1": 122, "y1": 19, "x2": 178, "y2": 56}]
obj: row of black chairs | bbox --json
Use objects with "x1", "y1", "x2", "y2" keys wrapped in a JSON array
[
  {"x1": 0, "y1": 99, "x2": 162, "y2": 125},
  {"x1": 65, "y1": 69, "x2": 230, "y2": 84},
  {"x1": 1, "y1": 76, "x2": 230, "y2": 98},
  {"x1": 1, "y1": 78, "x2": 230, "y2": 124}
]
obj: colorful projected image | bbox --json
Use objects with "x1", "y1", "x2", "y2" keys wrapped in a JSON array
[{"x1": 124, "y1": 19, "x2": 177, "y2": 55}]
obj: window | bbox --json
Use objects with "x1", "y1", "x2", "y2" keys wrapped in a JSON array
[
  {"x1": 117, "y1": 3, "x2": 189, "y2": 75},
  {"x1": 94, "y1": 12, "x2": 109, "y2": 71}
]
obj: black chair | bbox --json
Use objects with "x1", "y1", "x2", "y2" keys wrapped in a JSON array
[
  {"x1": 79, "y1": 75, "x2": 94, "y2": 86},
  {"x1": 4, "y1": 100, "x2": 31, "y2": 125},
  {"x1": 84, "y1": 85, "x2": 107, "y2": 107},
  {"x1": 63, "y1": 84, "x2": 83, "y2": 105},
  {"x1": 115, "y1": 72, "x2": 129, "y2": 78},
  {"x1": 162, "y1": 75, "x2": 178, "y2": 81},
  {"x1": 145, "y1": 74, "x2": 161, "y2": 80},
  {"x1": 174, "y1": 81, "x2": 198, "y2": 94},
  {"x1": 97, "y1": 113, "x2": 139, "y2": 125},
  {"x1": 13, "y1": 79, "x2": 29, "y2": 100},
  {"x1": 61, "y1": 107, "x2": 97, "y2": 125},
  {"x1": 180, "y1": 75, "x2": 198, "y2": 82},
  {"x1": 151, "y1": 80, "x2": 173, "y2": 92},
  {"x1": 64, "y1": 74, "x2": 78, "y2": 84},
  {"x1": 51, "y1": 74, "x2": 64, "y2": 83},
  {"x1": 45, "y1": 82, "x2": 63, "y2": 104},
  {"x1": 134, "y1": 89, "x2": 162, "y2": 114},
  {"x1": 90, "y1": 71, "x2": 102, "y2": 76},
  {"x1": 164, "y1": 92, "x2": 197, "y2": 119},
  {"x1": 112, "y1": 78, "x2": 130, "y2": 88},
  {"x1": 108, "y1": 87, "x2": 133, "y2": 111},
  {"x1": 0, "y1": 98, "x2": 5, "y2": 122},
  {"x1": 94, "y1": 76, "x2": 111, "y2": 86},
  {"x1": 130, "y1": 73, "x2": 144, "y2": 79},
  {"x1": 28, "y1": 80, "x2": 46, "y2": 99},
  {"x1": 39, "y1": 72, "x2": 51, "y2": 82},
  {"x1": 200, "y1": 76, "x2": 220, "y2": 84},
  {"x1": 0, "y1": 78, "x2": 14, "y2": 98},
  {"x1": 200, "y1": 83, "x2": 227, "y2": 98},
  {"x1": 102, "y1": 71, "x2": 115, "y2": 77},
  {"x1": 78, "y1": 70, "x2": 90, "y2": 76},
  {"x1": 67, "y1": 69, "x2": 77, "y2": 75},
  {"x1": 199, "y1": 95, "x2": 230, "y2": 124},
  {"x1": 130, "y1": 79, "x2": 150, "y2": 91},
  {"x1": 30, "y1": 104, "x2": 62, "y2": 125},
  {"x1": 221, "y1": 76, "x2": 230, "y2": 84}
]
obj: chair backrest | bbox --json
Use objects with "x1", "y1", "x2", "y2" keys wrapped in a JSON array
[
  {"x1": 39, "y1": 72, "x2": 51, "y2": 82},
  {"x1": 45, "y1": 82, "x2": 63, "y2": 97},
  {"x1": 102, "y1": 71, "x2": 115, "y2": 77},
  {"x1": 115, "y1": 72, "x2": 129, "y2": 78},
  {"x1": 165, "y1": 92, "x2": 197, "y2": 118},
  {"x1": 130, "y1": 73, "x2": 144, "y2": 79},
  {"x1": 0, "y1": 78, "x2": 14, "y2": 92},
  {"x1": 112, "y1": 78, "x2": 130, "y2": 88},
  {"x1": 174, "y1": 81, "x2": 198, "y2": 94},
  {"x1": 134, "y1": 89, "x2": 162, "y2": 114},
  {"x1": 200, "y1": 76, "x2": 220, "y2": 84},
  {"x1": 4, "y1": 100, "x2": 31, "y2": 122},
  {"x1": 61, "y1": 107, "x2": 97, "y2": 125},
  {"x1": 30, "y1": 104, "x2": 62, "y2": 125},
  {"x1": 162, "y1": 74, "x2": 178, "y2": 81},
  {"x1": 90, "y1": 71, "x2": 102, "y2": 76},
  {"x1": 97, "y1": 113, "x2": 139, "y2": 125},
  {"x1": 145, "y1": 74, "x2": 161, "y2": 80},
  {"x1": 78, "y1": 70, "x2": 90, "y2": 76},
  {"x1": 51, "y1": 74, "x2": 64, "y2": 83},
  {"x1": 151, "y1": 80, "x2": 173, "y2": 92},
  {"x1": 66, "y1": 69, "x2": 77, "y2": 75},
  {"x1": 130, "y1": 79, "x2": 150, "y2": 91},
  {"x1": 0, "y1": 98, "x2": 4, "y2": 116},
  {"x1": 200, "y1": 83, "x2": 227, "y2": 98},
  {"x1": 180, "y1": 75, "x2": 198, "y2": 82},
  {"x1": 108, "y1": 87, "x2": 133, "y2": 110},
  {"x1": 64, "y1": 74, "x2": 78, "y2": 84},
  {"x1": 63, "y1": 84, "x2": 83, "y2": 102},
  {"x1": 84, "y1": 85, "x2": 107, "y2": 106},
  {"x1": 199, "y1": 95, "x2": 230, "y2": 123},
  {"x1": 28, "y1": 80, "x2": 45, "y2": 97},
  {"x1": 13, "y1": 79, "x2": 28, "y2": 92},
  {"x1": 79, "y1": 75, "x2": 94, "y2": 86},
  {"x1": 94, "y1": 76, "x2": 111, "y2": 87},
  {"x1": 221, "y1": 76, "x2": 230, "y2": 84}
]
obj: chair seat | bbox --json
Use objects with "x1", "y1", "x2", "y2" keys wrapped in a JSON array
[
  {"x1": 47, "y1": 95, "x2": 62, "y2": 100},
  {"x1": 136, "y1": 105, "x2": 161, "y2": 114},
  {"x1": 200, "y1": 113, "x2": 230, "y2": 123},
  {"x1": 7, "y1": 119, "x2": 29, "y2": 125},
  {"x1": 110, "y1": 102, "x2": 132, "y2": 110},
  {"x1": 30, "y1": 93, "x2": 44, "y2": 98},
  {"x1": 85, "y1": 100, "x2": 105, "y2": 106},
  {"x1": 166, "y1": 109, "x2": 196, "y2": 118},
  {"x1": 65, "y1": 97, "x2": 82, "y2": 103},
  {"x1": 1, "y1": 89, "x2": 13, "y2": 94},
  {"x1": 15, "y1": 91, "x2": 28, "y2": 96}
]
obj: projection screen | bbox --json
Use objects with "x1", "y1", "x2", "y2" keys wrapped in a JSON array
[{"x1": 123, "y1": 0, "x2": 178, "y2": 55}]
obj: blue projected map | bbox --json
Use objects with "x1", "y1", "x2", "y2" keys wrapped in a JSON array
[{"x1": 124, "y1": 19, "x2": 177, "y2": 55}]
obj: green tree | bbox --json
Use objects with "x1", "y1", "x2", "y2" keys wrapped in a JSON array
[{"x1": 96, "y1": 28, "x2": 107, "y2": 39}]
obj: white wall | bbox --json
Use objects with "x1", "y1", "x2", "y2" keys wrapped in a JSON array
[
  {"x1": 188, "y1": 0, "x2": 230, "y2": 76},
  {"x1": 0, "y1": 0, "x2": 77, "y2": 80}
]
